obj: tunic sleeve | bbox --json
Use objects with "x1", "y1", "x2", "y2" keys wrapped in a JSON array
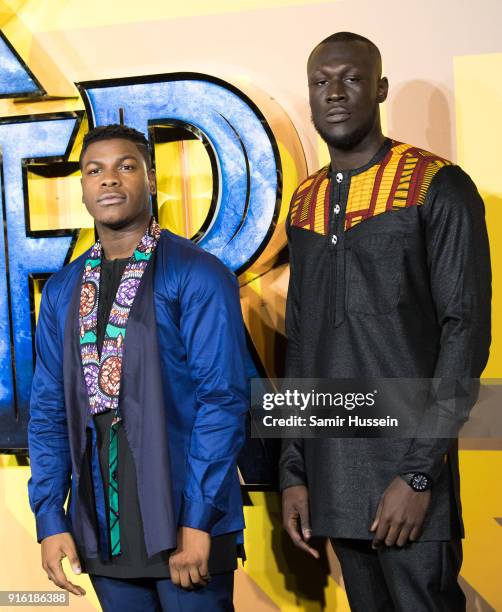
[{"x1": 397, "y1": 165, "x2": 491, "y2": 481}]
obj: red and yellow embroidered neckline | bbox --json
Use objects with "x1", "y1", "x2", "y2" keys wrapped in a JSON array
[{"x1": 290, "y1": 141, "x2": 451, "y2": 234}]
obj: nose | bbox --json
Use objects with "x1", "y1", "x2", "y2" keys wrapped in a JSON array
[
  {"x1": 100, "y1": 169, "x2": 120, "y2": 187},
  {"x1": 326, "y1": 81, "x2": 345, "y2": 102}
]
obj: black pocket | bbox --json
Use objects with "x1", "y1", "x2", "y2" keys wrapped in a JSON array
[{"x1": 348, "y1": 233, "x2": 404, "y2": 314}]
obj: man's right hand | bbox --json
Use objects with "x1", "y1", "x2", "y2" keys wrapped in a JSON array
[
  {"x1": 41, "y1": 533, "x2": 86, "y2": 597},
  {"x1": 282, "y1": 485, "x2": 319, "y2": 559}
]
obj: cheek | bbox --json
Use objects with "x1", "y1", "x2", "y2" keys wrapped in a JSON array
[
  {"x1": 81, "y1": 183, "x2": 93, "y2": 204},
  {"x1": 309, "y1": 98, "x2": 324, "y2": 121},
  {"x1": 309, "y1": 92, "x2": 321, "y2": 107},
  {"x1": 81, "y1": 183, "x2": 102, "y2": 213},
  {"x1": 134, "y1": 178, "x2": 148, "y2": 195},
  {"x1": 357, "y1": 88, "x2": 378, "y2": 109},
  {"x1": 126, "y1": 179, "x2": 150, "y2": 204}
]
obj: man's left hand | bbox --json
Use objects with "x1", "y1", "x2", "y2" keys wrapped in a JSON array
[
  {"x1": 370, "y1": 476, "x2": 431, "y2": 549},
  {"x1": 169, "y1": 526, "x2": 211, "y2": 589}
]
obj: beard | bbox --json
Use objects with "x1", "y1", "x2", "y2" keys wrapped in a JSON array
[{"x1": 312, "y1": 106, "x2": 379, "y2": 151}]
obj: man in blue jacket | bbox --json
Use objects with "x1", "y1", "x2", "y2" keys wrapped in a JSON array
[{"x1": 28, "y1": 124, "x2": 248, "y2": 611}]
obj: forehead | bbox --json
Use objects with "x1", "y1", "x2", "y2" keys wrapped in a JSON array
[
  {"x1": 308, "y1": 41, "x2": 376, "y2": 74},
  {"x1": 82, "y1": 138, "x2": 143, "y2": 163}
]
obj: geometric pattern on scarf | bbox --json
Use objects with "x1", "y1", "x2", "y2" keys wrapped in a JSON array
[
  {"x1": 79, "y1": 216, "x2": 161, "y2": 556},
  {"x1": 79, "y1": 216, "x2": 161, "y2": 416}
]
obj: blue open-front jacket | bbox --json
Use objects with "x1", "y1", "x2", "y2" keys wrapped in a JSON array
[{"x1": 28, "y1": 229, "x2": 248, "y2": 558}]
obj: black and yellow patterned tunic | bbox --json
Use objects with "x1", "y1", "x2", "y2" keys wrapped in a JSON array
[{"x1": 280, "y1": 138, "x2": 491, "y2": 540}]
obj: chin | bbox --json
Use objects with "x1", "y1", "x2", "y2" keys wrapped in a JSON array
[
  {"x1": 102, "y1": 218, "x2": 135, "y2": 231},
  {"x1": 317, "y1": 125, "x2": 367, "y2": 150},
  {"x1": 313, "y1": 111, "x2": 379, "y2": 152},
  {"x1": 94, "y1": 212, "x2": 132, "y2": 230},
  {"x1": 96, "y1": 207, "x2": 151, "y2": 231}
]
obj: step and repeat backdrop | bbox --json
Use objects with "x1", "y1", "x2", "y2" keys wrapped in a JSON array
[{"x1": 0, "y1": 0, "x2": 501, "y2": 609}]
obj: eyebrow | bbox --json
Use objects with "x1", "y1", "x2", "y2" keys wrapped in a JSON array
[{"x1": 83, "y1": 154, "x2": 140, "y2": 169}]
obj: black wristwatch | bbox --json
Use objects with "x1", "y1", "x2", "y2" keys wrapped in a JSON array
[{"x1": 400, "y1": 472, "x2": 432, "y2": 492}]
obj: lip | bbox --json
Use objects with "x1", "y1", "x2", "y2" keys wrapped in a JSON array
[
  {"x1": 97, "y1": 192, "x2": 126, "y2": 205},
  {"x1": 325, "y1": 108, "x2": 351, "y2": 123}
]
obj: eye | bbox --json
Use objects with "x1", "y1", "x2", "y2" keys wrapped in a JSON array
[
  {"x1": 316, "y1": 79, "x2": 328, "y2": 86},
  {"x1": 345, "y1": 76, "x2": 361, "y2": 83},
  {"x1": 87, "y1": 167, "x2": 100, "y2": 176},
  {"x1": 120, "y1": 163, "x2": 135, "y2": 171}
]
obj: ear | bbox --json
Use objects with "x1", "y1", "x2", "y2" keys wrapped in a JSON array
[
  {"x1": 377, "y1": 77, "x2": 389, "y2": 103},
  {"x1": 147, "y1": 168, "x2": 157, "y2": 196}
]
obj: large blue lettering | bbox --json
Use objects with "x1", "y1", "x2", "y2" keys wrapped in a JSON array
[
  {"x1": 79, "y1": 74, "x2": 280, "y2": 272},
  {"x1": 0, "y1": 31, "x2": 43, "y2": 98},
  {"x1": 0, "y1": 114, "x2": 81, "y2": 446}
]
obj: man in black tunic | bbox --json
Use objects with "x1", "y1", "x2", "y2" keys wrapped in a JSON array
[{"x1": 280, "y1": 32, "x2": 491, "y2": 611}]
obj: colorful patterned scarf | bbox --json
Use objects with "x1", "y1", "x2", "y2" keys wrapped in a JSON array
[{"x1": 79, "y1": 217, "x2": 161, "y2": 556}]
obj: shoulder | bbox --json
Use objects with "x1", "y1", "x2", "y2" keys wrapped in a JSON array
[
  {"x1": 414, "y1": 159, "x2": 484, "y2": 227},
  {"x1": 288, "y1": 165, "x2": 330, "y2": 228},
  {"x1": 422, "y1": 163, "x2": 481, "y2": 209},
  {"x1": 389, "y1": 141, "x2": 477, "y2": 209},
  {"x1": 290, "y1": 165, "x2": 329, "y2": 206},
  {"x1": 392, "y1": 141, "x2": 453, "y2": 190},
  {"x1": 294, "y1": 165, "x2": 330, "y2": 196},
  {"x1": 427, "y1": 163, "x2": 476, "y2": 192},
  {"x1": 157, "y1": 229, "x2": 238, "y2": 297},
  {"x1": 42, "y1": 250, "x2": 87, "y2": 309},
  {"x1": 391, "y1": 141, "x2": 452, "y2": 169}
]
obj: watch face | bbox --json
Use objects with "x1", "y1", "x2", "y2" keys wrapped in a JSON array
[{"x1": 410, "y1": 473, "x2": 429, "y2": 491}]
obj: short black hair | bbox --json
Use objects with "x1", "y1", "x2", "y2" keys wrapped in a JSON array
[
  {"x1": 79, "y1": 124, "x2": 152, "y2": 169},
  {"x1": 309, "y1": 31, "x2": 382, "y2": 77}
]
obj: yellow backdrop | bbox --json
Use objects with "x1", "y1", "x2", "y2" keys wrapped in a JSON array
[{"x1": 0, "y1": 1, "x2": 501, "y2": 610}]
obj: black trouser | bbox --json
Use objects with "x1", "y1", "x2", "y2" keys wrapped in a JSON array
[{"x1": 331, "y1": 538, "x2": 465, "y2": 612}]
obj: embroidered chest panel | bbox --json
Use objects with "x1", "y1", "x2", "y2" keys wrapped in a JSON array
[{"x1": 289, "y1": 142, "x2": 451, "y2": 234}]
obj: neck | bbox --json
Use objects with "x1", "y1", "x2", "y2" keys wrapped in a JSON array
[
  {"x1": 96, "y1": 214, "x2": 151, "y2": 260},
  {"x1": 328, "y1": 127, "x2": 386, "y2": 172}
]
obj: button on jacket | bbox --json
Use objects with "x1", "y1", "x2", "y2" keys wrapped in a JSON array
[{"x1": 280, "y1": 140, "x2": 491, "y2": 540}]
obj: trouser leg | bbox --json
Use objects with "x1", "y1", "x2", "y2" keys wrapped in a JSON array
[
  {"x1": 89, "y1": 575, "x2": 162, "y2": 612},
  {"x1": 331, "y1": 538, "x2": 395, "y2": 612},
  {"x1": 155, "y1": 571, "x2": 234, "y2": 612},
  {"x1": 377, "y1": 539, "x2": 465, "y2": 612}
]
